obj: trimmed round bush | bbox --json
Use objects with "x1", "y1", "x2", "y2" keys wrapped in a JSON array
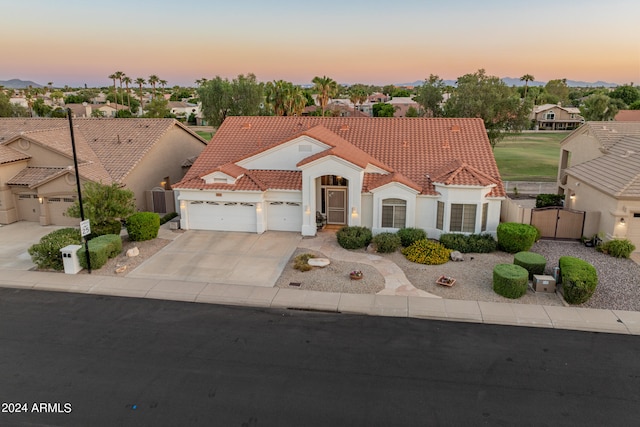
[
  {"x1": 439, "y1": 233, "x2": 497, "y2": 253},
  {"x1": 336, "y1": 226, "x2": 372, "y2": 249},
  {"x1": 401, "y1": 239, "x2": 451, "y2": 265},
  {"x1": 513, "y1": 251, "x2": 547, "y2": 279},
  {"x1": 28, "y1": 228, "x2": 82, "y2": 270},
  {"x1": 372, "y1": 232, "x2": 401, "y2": 253},
  {"x1": 559, "y1": 256, "x2": 598, "y2": 304},
  {"x1": 397, "y1": 227, "x2": 427, "y2": 247},
  {"x1": 126, "y1": 212, "x2": 160, "y2": 241},
  {"x1": 493, "y1": 264, "x2": 529, "y2": 299},
  {"x1": 497, "y1": 222, "x2": 538, "y2": 253}
]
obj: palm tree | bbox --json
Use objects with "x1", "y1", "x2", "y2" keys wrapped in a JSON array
[
  {"x1": 135, "y1": 77, "x2": 146, "y2": 113},
  {"x1": 159, "y1": 79, "x2": 167, "y2": 97},
  {"x1": 312, "y1": 75, "x2": 338, "y2": 116},
  {"x1": 520, "y1": 74, "x2": 535, "y2": 99},
  {"x1": 122, "y1": 76, "x2": 132, "y2": 110},
  {"x1": 108, "y1": 73, "x2": 118, "y2": 115},
  {"x1": 195, "y1": 78, "x2": 207, "y2": 87},
  {"x1": 114, "y1": 71, "x2": 125, "y2": 108},
  {"x1": 148, "y1": 75, "x2": 159, "y2": 99}
]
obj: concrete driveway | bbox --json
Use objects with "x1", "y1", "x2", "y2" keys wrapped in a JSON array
[
  {"x1": 127, "y1": 230, "x2": 302, "y2": 287},
  {"x1": 0, "y1": 222, "x2": 65, "y2": 270}
]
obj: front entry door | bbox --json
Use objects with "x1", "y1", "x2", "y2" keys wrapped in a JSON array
[{"x1": 326, "y1": 188, "x2": 347, "y2": 224}]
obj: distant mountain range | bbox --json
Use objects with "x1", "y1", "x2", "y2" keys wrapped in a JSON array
[
  {"x1": 398, "y1": 78, "x2": 619, "y2": 88},
  {"x1": 0, "y1": 79, "x2": 43, "y2": 89}
]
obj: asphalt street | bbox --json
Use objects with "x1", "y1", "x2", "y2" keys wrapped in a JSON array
[{"x1": 1, "y1": 288, "x2": 639, "y2": 426}]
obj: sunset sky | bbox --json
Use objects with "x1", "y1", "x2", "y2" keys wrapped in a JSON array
[{"x1": 3, "y1": 0, "x2": 639, "y2": 88}]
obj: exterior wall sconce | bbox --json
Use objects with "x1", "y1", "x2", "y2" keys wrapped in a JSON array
[
  {"x1": 305, "y1": 205, "x2": 310, "y2": 215},
  {"x1": 38, "y1": 197, "x2": 44, "y2": 204},
  {"x1": 256, "y1": 202, "x2": 262, "y2": 212},
  {"x1": 179, "y1": 201, "x2": 186, "y2": 210},
  {"x1": 351, "y1": 207, "x2": 358, "y2": 217},
  {"x1": 569, "y1": 194, "x2": 575, "y2": 200},
  {"x1": 620, "y1": 217, "x2": 625, "y2": 225}
]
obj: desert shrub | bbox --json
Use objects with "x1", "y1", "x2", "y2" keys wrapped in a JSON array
[
  {"x1": 336, "y1": 226, "x2": 372, "y2": 249},
  {"x1": 535, "y1": 194, "x2": 565, "y2": 208},
  {"x1": 90, "y1": 219, "x2": 122, "y2": 238},
  {"x1": 372, "y1": 232, "x2": 401, "y2": 253},
  {"x1": 559, "y1": 256, "x2": 598, "y2": 305},
  {"x1": 439, "y1": 233, "x2": 497, "y2": 253},
  {"x1": 293, "y1": 253, "x2": 315, "y2": 272},
  {"x1": 397, "y1": 227, "x2": 427, "y2": 247},
  {"x1": 160, "y1": 212, "x2": 178, "y2": 225},
  {"x1": 76, "y1": 234, "x2": 121, "y2": 270},
  {"x1": 496, "y1": 222, "x2": 538, "y2": 253},
  {"x1": 126, "y1": 212, "x2": 160, "y2": 241},
  {"x1": 28, "y1": 228, "x2": 82, "y2": 270},
  {"x1": 402, "y1": 239, "x2": 451, "y2": 265},
  {"x1": 493, "y1": 264, "x2": 529, "y2": 299},
  {"x1": 513, "y1": 251, "x2": 547, "y2": 279},
  {"x1": 597, "y1": 239, "x2": 635, "y2": 258}
]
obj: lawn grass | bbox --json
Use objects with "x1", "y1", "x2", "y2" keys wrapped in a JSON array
[
  {"x1": 195, "y1": 131, "x2": 214, "y2": 140},
  {"x1": 494, "y1": 132, "x2": 569, "y2": 182}
]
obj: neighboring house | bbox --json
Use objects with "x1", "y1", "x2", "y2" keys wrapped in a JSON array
[
  {"x1": 387, "y1": 97, "x2": 420, "y2": 117},
  {"x1": 532, "y1": 104, "x2": 583, "y2": 130},
  {"x1": 168, "y1": 101, "x2": 199, "y2": 121},
  {"x1": 557, "y1": 122, "x2": 640, "y2": 252},
  {"x1": 173, "y1": 117, "x2": 505, "y2": 237},
  {"x1": 615, "y1": 110, "x2": 640, "y2": 121},
  {"x1": 0, "y1": 118, "x2": 207, "y2": 226},
  {"x1": 92, "y1": 101, "x2": 129, "y2": 117}
]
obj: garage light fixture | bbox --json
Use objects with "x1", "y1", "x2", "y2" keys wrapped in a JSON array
[
  {"x1": 620, "y1": 218, "x2": 625, "y2": 225},
  {"x1": 256, "y1": 202, "x2": 262, "y2": 212},
  {"x1": 38, "y1": 197, "x2": 43, "y2": 204}
]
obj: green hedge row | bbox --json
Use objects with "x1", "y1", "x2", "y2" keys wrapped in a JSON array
[
  {"x1": 439, "y1": 233, "x2": 497, "y2": 253},
  {"x1": 559, "y1": 256, "x2": 598, "y2": 305},
  {"x1": 77, "y1": 234, "x2": 122, "y2": 270}
]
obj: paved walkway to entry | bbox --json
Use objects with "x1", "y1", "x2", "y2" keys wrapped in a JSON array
[{"x1": 299, "y1": 231, "x2": 439, "y2": 298}]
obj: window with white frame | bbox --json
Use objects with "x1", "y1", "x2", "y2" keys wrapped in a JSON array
[
  {"x1": 450, "y1": 204, "x2": 476, "y2": 233},
  {"x1": 436, "y1": 201, "x2": 444, "y2": 230},
  {"x1": 381, "y1": 198, "x2": 406, "y2": 228},
  {"x1": 545, "y1": 111, "x2": 555, "y2": 120},
  {"x1": 481, "y1": 203, "x2": 488, "y2": 232}
]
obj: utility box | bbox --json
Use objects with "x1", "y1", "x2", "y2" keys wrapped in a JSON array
[
  {"x1": 533, "y1": 274, "x2": 556, "y2": 293},
  {"x1": 60, "y1": 244, "x2": 83, "y2": 274}
]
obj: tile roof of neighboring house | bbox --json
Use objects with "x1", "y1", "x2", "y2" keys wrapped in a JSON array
[
  {"x1": 614, "y1": 110, "x2": 640, "y2": 122},
  {"x1": 566, "y1": 136, "x2": 640, "y2": 198},
  {"x1": 175, "y1": 116, "x2": 505, "y2": 197},
  {"x1": 533, "y1": 104, "x2": 581, "y2": 114},
  {"x1": 7, "y1": 166, "x2": 67, "y2": 187},
  {"x1": 0, "y1": 118, "x2": 207, "y2": 184},
  {"x1": 0, "y1": 145, "x2": 30, "y2": 164},
  {"x1": 574, "y1": 121, "x2": 640, "y2": 150}
]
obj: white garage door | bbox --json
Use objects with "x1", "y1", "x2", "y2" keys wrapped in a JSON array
[
  {"x1": 628, "y1": 212, "x2": 640, "y2": 253},
  {"x1": 267, "y1": 201, "x2": 302, "y2": 232},
  {"x1": 187, "y1": 201, "x2": 257, "y2": 232},
  {"x1": 47, "y1": 196, "x2": 78, "y2": 226}
]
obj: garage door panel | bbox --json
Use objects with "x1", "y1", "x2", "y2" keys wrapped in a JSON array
[
  {"x1": 187, "y1": 201, "x2": 257, "y2": 232},
  {"x1": 47, "y1": 197, "x2": 78, "y2": 226},
  {"x1": 267, "y1": 202, "x2": 302, "y2": 232},
  {"x1": 17, "y1": 193, "x2": 40, "y2": 222}
]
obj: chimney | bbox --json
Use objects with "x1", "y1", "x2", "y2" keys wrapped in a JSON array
[{"x1": 83, "y1": 102, "x2": 91, "y2": 117}]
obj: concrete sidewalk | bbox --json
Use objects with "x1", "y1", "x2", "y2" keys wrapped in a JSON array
[{"x1": 2, "y1": 269, "x2": 639, "y2": 335}]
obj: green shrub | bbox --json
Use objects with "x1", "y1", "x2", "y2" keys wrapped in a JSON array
[
  {"x1": 372, "y1": 232, "x2": 401, "y2": 253},
  {"x1": 559, "y1": 256, "x2": 598, "y2": 304},
  {"x1": 401, "y1": 239, "x2": 451, "y2": 265},
  {"x1": 160, "y1": 212, "x2": 179, "y2": 225},
  {"x1": 597, "y1": 239, "x2": 636, "y2": 258},
  {"x1": 496, "y1": 222, "x2": 538, "y2": 253},
  {"x1": 535, "y1": 194, "x2": 565, "y2": 208},
  {"x1": 77, "y1": 234, "x2": 122, "y2": 270},
  {"x1": 126, "y1": 212, "x2": 160, "y2": 241},
  {"x1": 336, "y1": 226, "x2": 372, "y2": 249},
  {"x1": 513, "y1": 251, "x2": 547, "y2": 279},
  {"x1": 397, "y1": 227, "x2": 427, "y2": 247},
  {"x1": 439, "y1": 233, "x2": 497, "y2": 253},
  {"x1": 493, "y1": 264, "x2": 529, "y2": 299},
  {"x1": 28, "y1": 228, "x2": 82, "y2": 270},
  {"x1": 90, "y1": 219, "x2": 122, "y2": 238},
  {"x1": 293, "y1": 253, "x2": 315, "y2": 272}
]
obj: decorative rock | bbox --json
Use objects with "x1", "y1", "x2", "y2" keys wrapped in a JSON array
[
  {"x1": 308, "y1": 258, "x2": 330, "y2": 267},
  {"x1": 115, "y1": 265, "x2": 127, "y2": 274},
  {"x1": 366, "y1": 243, "x2": 376, "y2": 253},
  {"x1": 450, "y1": 251, "x2": 464, "y2": 262},
  {"x1": 126, "y1": 247, "x2": 140, "y2": 257}
]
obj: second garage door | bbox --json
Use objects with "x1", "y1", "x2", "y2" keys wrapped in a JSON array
[
  {"x1": 187, "y1": 201, "x2": 257, "y2": 232},
  {"x1": 267, "y1": 201, "x2": 302, "y2": 232}
]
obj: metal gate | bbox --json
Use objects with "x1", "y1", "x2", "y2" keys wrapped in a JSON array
[{"x1": 530, "y1": 207, "x2": 585, "y2": 239}]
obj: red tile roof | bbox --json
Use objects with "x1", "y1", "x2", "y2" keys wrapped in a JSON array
[
  {"x1": 614, "y1": 110, "x2": 640, "y2": 122},
  {"x1": 175, "y1": 117, "x2": 505, "y2": 197}
]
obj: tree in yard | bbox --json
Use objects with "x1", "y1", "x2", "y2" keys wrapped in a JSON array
[
  {"x1": 229, "y1": 73, "x2": 263, "y2": 116},
  {"x1": 372, "y1": 102, "x2": 396, "y2": 117},
  {"x1": 312, "y1": 75, "x2": 338, "y2": 116},
  {"x1": 144, "y1": 97, "x2": 171, "y2": 118},
  {"x1": 520, "y1": 74, "x2": 535, "y2": 99},
  {"x1": 148, "y1": 75, "x2": 159, "y2": 99},
  {"x1": 405, "y1": 106, "x2": 418, "y2": 117},
  {"x1": 159, "y1": 79, "x2": 168, "y2": 96},
  {"x1": 265, "y1": 80, "x2": 306, "y2": 116},
  {"x1": 544, "y1": 78, "x2": 569, "y2": 105},
  {"x1": 122, "y1": 76, "x2": 132, "y2": 110},
  {"x1": 66, "y1": 182, "x2": 136, "y2": 234},
  {"x1": 579, "y1": 93, "x2": 623, "y2": 121},
  {"x1": 382, "y1": 84, "x2": 396, "y2": 96},
  {"x1": 609, "y1": 84, "x2": 640, "y2": 107},
  {"x1": 445, "y1": 69, "x2": 531, "y2": 147},
  {"x1": 135, "y1": 77, "x2": 146, "y2": 112},
  {"x1": 197, "y1": 76, "x2": 232, "y2": 126},
  {"x1": 0, "y1": 90, "x2": 13, "y2": 117},
  {"x1": 414, "y1": 74, "x2": 445, "y2": 117},
  {"x1": 108, "y1": 73, "x2": 119, "y2": 115},
  {"x1": 348, "y1": 84, "x2": 370, "y2": 114}
]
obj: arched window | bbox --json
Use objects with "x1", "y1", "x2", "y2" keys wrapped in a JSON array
[{"x1": 382, "y1": 198, "x2": 406, "y2": 228}]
